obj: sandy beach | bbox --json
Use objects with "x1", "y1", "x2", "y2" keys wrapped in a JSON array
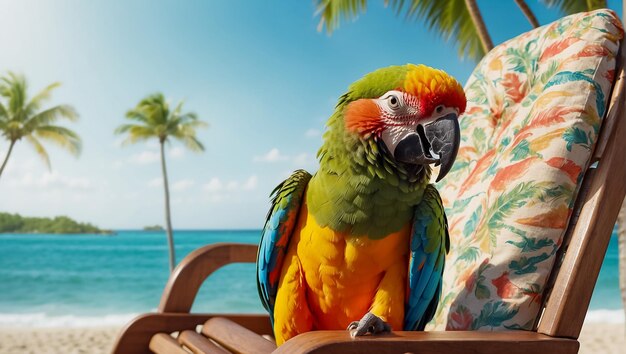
[
  {"x1": 0, "y1": 322, "x2": 622, "y2": 354},
  {"x1": 0, "y1": 327, "x2": 120, "y2": 354},
  {"x1": 579, "y1": 322, "x2": 626, "y2": 354}
]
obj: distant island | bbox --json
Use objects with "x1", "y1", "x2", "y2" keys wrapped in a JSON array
[
  {"x1": 0, "y1": 212, "x2": 114, "y2": 234},
  {"x1": 143, "y1": 225, "x2": 164, "y2": 231}
]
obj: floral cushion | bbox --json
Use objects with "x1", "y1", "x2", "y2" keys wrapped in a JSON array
[{"x1": 427, "y1": 9, "x2": 624, "y2": 331}]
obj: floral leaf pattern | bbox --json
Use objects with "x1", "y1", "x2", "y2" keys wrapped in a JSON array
[{"x1": 426, "y1": 9, "x2": 623, "y2": 331}]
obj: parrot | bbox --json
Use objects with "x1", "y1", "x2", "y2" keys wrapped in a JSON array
[{"x1": 256, "y1": 64, "x2": 466, "y2": 345}]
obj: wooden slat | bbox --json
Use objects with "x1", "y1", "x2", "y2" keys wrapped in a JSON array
[
  {"x1": 202, "y1": 317, "x2": 277, "y2": 354},
  {"x1": 178, "y1": 330, "x2": 230, "y2": 354},
  {"x1": 159, "y1": 243, "x2": 258, "y2": 313},
  {"x1": 149, "y1": 333, "x2": 189, "y2": 354},
  {"x1": 538, "y1": 37, "x2": 626, "y2": 338},
  {"x1": 111, "y1": 313, "x2": 272, "y2": 354},
  {"x1": 273, "y1": 330, "x2": 579, "y2": 354}
]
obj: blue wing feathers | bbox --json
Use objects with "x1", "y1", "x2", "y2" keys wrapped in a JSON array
[
  {"x1": 404, "y1": 185, "x2": 449, "y2": 330},
  {"x1": 256, "y1": 170, "x2": 312, "y2": 323}
]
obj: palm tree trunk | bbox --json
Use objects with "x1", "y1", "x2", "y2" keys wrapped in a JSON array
[
  {"x1": 464, "y1": 0, "x2": 493, "y2": 53},
  {"x1": 159, "y1": 140, "x2": 176, "y2": 272},
  {"x1": 0, "y1": 140, "x2": 16, "y2": 179},
  {"x1": 514, "y1": 0, "x2": 540, "y2": 28}
]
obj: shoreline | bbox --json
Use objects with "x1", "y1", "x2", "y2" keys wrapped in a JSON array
[{"x1": 0, "y1": 322, "x2": 622, "y2": 354}]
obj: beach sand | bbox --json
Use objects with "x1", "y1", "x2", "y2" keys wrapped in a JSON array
[
  {"x1": 0, "y1": 327, "x2": 120, "y2": 354},
  {"x1": 0, "y1": 323, "x2": 623, "y2": 353},
  {"x1": 579, "y1": 322, "x2": 625, "y2": 354}
]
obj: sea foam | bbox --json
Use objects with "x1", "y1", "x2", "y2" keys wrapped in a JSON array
[
  {"x1": 0, "y1": 312, "x2": 140, "y2": 328},
  {"x1": 585, "y1": 309, "x2": 625, "y2": 324}
]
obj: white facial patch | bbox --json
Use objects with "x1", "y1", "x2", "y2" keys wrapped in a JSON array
[
  {"x1": 375, "y1": 90, "x2": 460, "y2": 159},
  {"x1": 381, "y1": 124, "x2": 418, "y2": 156},
  {"x1": 375, "y1": 90, "x2": 420, "y2": 126}
]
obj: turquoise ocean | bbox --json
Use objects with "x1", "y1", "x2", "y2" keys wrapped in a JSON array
[{"x1": 0, "y1": 230, "x2": 623, "y2": 327}]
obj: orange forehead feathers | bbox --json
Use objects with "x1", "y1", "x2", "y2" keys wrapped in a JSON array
[
  {"x1": 403, "y1": 64, "x2": 466, "y2": 116},
  {"x1": 344, "y1": 64, "x2": 466, "y2": 136}
]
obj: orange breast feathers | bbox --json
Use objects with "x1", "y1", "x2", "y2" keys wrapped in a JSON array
[{"x1": 272, "y1": 201, "x2": 411, "y2": 344}]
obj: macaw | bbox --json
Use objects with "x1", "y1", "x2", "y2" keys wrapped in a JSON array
[{"x1": 257, "y1": 64, "x2": 466, "y2": 345}]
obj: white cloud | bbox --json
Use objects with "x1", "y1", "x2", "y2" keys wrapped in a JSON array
[
  {"x1": 253, "y1": 148, "x2": 288, "y2": 163},
  {"x1": 144, "y1": 141, "x2": 160, "y2": 149},
  {"x1": 253, "y1": 148, "x2": 317, "y2": 169},
  {"x1": 130, "y1": 150, "x2": 160, "y2": 164},
  {"x1": 8, "y1": 171, "x2": 92, "y2": 190},
  {"x1": 112, "y1": 137, "x2": 125, "y2": 148},
  {"x1": 293, "y1": 153, "x2": 312, "y2": 166},
  {"x1": 203, "y1": 177, "x2": 223, "y2": 192},
  {"x1": 148, "y1": 177, "x2": 163, "y2": 188},
  {"x1": 305, "y1": 128, "x2": 321, "y2": 138},
  {"x1": 226, "y1": 181, "x2": 239, "y2": 191},
  {"x1": 169, "y1": 147, "x2": 185, "y2": 159},
  {"x1": 124, "y1": 146, "x2": 183, "y2": 167},
  {"x1": 171, "y1": 178, "x2": 194, "y2": 191},
  {"x1": 202, "y1": 175, "x2": 258, "y2": 193},
  {"x1": 242, "y1": 175, "x2": 258, "y2": 190}
]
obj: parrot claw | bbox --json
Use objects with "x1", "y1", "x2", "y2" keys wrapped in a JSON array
[{"x1": 347, "y1": 312, "x2": 392, "y2": 338}]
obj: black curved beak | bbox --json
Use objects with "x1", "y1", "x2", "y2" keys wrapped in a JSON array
[{"x1": 393, "y1": 113, "x2": 460, "y2": 182}]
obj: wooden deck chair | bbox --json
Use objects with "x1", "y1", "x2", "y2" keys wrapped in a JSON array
[{"x1": 112, "y1": 10, "x2": 626, "y2": 354}]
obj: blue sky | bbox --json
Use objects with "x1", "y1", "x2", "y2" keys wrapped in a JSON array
[{"x1": 0, "y1": 0, "x2": 622, "y2": 229}]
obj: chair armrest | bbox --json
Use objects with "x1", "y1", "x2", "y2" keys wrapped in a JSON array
[
  {"x1": 158, "y1": 243, "x2": 258, "y2": 313},
  {"x1": 111, "y1": 313, "x2": 272, "y2": 354},
  {"x1": 274, "y1": 330, "x2": 579, "y2": 354}
]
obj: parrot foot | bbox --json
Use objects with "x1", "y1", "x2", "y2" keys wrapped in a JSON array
[{"x1": 347, "y1": 312, "x2": 392, "y2": 338}]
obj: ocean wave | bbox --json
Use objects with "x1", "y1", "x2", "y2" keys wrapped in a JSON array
[
  {"x1": 0, "y1": 312, "x2": 140, "y2": 328},
  {"x1": 584, "y1": 309, "x2": 625, "y2": 324}
]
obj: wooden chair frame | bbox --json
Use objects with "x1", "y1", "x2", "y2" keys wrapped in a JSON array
[{"x1": 112, "y1": 37, "x2": 626, "y2": 354}]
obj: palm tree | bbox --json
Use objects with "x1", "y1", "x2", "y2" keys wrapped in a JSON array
[
  {"x1": 316, "y1": 0, "x2": 493, "y2": 62},
  {"x1": 0, "y1": 72, "x2": 81, "y2": 179},
  {"x1": 315, "y1": 0, "x2": 606, "y2": 62},
  {"x1": 115, "y1": 93, "x2": 207, "y2": 272}
]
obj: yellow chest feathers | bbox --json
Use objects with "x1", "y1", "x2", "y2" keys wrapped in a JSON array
[{"x1": 289, "y1": 203, "x2": 410, "y2": 327}]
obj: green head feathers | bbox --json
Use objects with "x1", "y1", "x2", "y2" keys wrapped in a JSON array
[{"x1": 307, "y1": 64, "x2": 465, "y2": 238}]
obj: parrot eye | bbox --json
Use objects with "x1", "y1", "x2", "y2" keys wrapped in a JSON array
[
  {"x1": 435, "y1": 105, "x2": 444, "y2": 114},
  {"x1": 387, "y1": 95, "x2": 401, "y2": 110}
]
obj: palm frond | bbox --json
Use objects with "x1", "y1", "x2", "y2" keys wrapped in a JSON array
[
  {"x1": 125, "y1": 109, "x2": 150, "y2": 123},
  {"x1": 182, "y1": 119, "x2": 208, "y2": 129},
  {"x1": 115, "y1": 124, "x2": 159, "y2": 145},
  {"x1": 179, "y1": 135, "x2": 205, "y2": 152},
  {"x1": 34, "y1": 125, "x2": 82, "y2": 156},
  {"x1": 177, "y1": 112, "x2": 201, "y2": 123},
  {"x1": 315, "y1": 0, "x2": 368, "y2": 33},
  {"x1": 0, "y1": 73, "x2": 81, "y2": 169},
  {"x1": 24, "y1": 134, "x2": 51, "y2": 169},
  {"x1": 316, "y1": 0, "x2": 486, "y2": 61},
  {"x1": 24, "y1": 105, "x2": 78, "y2": 132},
  {"x1": 117, "y1": 93, "x2": 207, "y2": 151},
  {"x1": 540, "y1": 0, "x2": 607, "y2": 14},
  {"x1": 163, "y1": 112, "x2": 206, "y2": 137},
  {"x1": 0, "y1": 101, "x2": 8, "y2": 120},
  {"x1": 0, "y1": 72, "x2": 28, "y2": 117},
  {"x1": 172, "y1": 101, "x2": 185, "y2": 116},
  {"x1": 132, "y1": 93, "x2": 169, "y2": 125},
  {"x1": 24, "y1": 82, "x2": 61, "y2": 116}
]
